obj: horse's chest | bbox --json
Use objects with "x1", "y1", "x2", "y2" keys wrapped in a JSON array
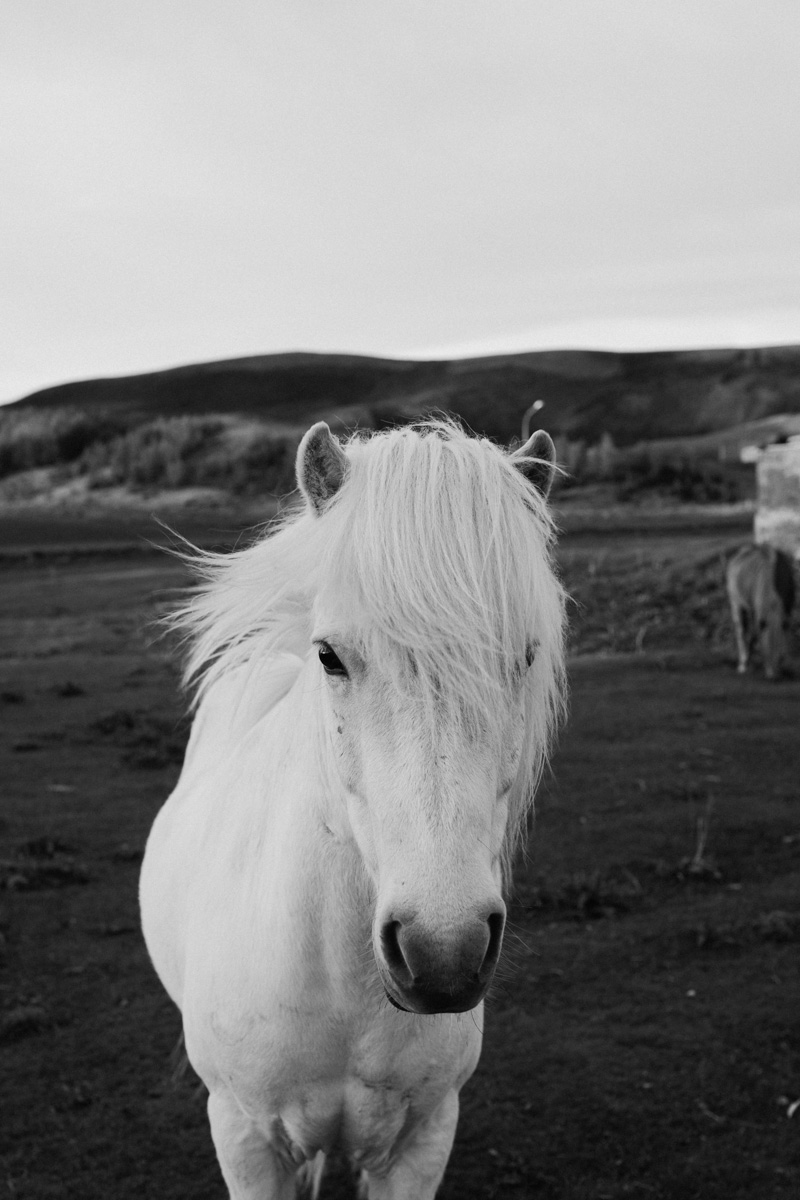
[
  {"x1": 275, "y1": 1073, "x2": 419, "y2": 1170},
  {"x1": 197, "y1": 1001, "x2": 478, "y2": 1164}
]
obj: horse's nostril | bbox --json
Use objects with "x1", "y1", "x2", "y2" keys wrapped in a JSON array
[
  {"x1": 380, "y1": 920, "x2": 413, "y2": 985},
  {"x1": 487, "y1": 909, "x2": 505, "y2": 942},
  {"x1": 481, "y1": 909, "x2": 505, "y2": 979}
]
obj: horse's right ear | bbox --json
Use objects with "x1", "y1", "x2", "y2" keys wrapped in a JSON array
[
  {"x1": 296, "y1": 422, "x2": 349, "y2": 515},
  {"x1": 511, "y1": 429, "x2": 557, "y2": 499}
]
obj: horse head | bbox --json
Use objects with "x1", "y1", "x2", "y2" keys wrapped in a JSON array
[{"x1": 296, "y1": 420, "x2": 564, "y2": 1014}]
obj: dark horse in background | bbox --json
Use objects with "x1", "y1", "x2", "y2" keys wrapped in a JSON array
[{"x1": 726, "y1": 544, "x2": 795, "y2": 679}]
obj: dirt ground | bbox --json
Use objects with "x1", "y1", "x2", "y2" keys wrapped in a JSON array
[{"x1": 1, "y1": 507, "x2": 798, "y2": 1199}]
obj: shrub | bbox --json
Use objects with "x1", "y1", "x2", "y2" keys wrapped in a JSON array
[
  {"x1": 79, "y1": 417, "x2": 226, "y2": 488},
  {"x1": 552, "y1": 436, "x2": 587, "y2": 488},
  {"x1": 236, "y1": 430, "x2": 298, "y2": 495},
  {"x1": 0, "y1": 406, "x2": 304, "y2": 498},
  {"x1": 613, "y1": 453, "x2": 747, "y2": 503},
  {"x1": 78, "y1": 416, "x2": 300, "y2": 496},
  {"x1": 0, "y1": 407, "x2": 123, "y2": 479}
]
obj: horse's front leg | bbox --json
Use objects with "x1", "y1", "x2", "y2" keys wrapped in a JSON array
[
  {"x1": 207, "y1": 1090, "x2": 306, "y2": 1200},
  {"x1": 360, "y1": 1090, "x2": 460, "y2": 1200}
]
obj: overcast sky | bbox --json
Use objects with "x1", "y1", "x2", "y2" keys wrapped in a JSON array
[{"x1": 2, "y1": 0, "x2": 799, "y2": 404}]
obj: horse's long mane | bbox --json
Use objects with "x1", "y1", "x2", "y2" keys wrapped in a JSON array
[{"x1": 168, "y1": 420, "x2": 567, "y2": 874}]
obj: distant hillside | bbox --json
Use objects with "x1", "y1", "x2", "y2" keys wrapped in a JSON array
[{"x1": 14, "y1": 344, "x2": 800, "y2": 446}]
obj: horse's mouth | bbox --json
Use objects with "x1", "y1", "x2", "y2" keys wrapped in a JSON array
[{"x1": 382, "y1": 978, "x2": 488, "y2": 1016}]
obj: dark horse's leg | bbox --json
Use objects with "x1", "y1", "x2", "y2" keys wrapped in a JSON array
[
  {"x1": 732, "y1": 604, "x2": 751, "y2": 673},
  {"x1": 774, "y1": 551, "x2": 796, "y2": 624}
]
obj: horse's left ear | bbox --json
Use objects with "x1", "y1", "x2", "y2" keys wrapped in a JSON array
[
  {"x1": 511, "y1": 430, "x2": 557, "y2": 499},
  {"x1": 296, "y1": 422, "x2": 349, "y2": 515}
]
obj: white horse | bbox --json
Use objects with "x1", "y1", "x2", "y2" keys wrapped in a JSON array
[
  {"x1": 140, "y1": 419, "x2": 567, "y2": 1199},
  {"x1": 726, "y1": 543, "x2": 795, "y2": 679}
]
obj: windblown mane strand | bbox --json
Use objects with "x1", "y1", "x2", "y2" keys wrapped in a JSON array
[
  {"x1": 168, "y1": 420, "x2": 567, "y2": 874},
  {"x1": 166, "y1": 506, "x2": 329, "y2": 701}
]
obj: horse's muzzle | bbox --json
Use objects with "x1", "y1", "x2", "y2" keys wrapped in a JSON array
[{"x1": 378, "y1": 906, "x2": 506, "y2": 1014}]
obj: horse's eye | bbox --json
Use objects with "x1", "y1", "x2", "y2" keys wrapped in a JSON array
[
  {"x1": 525, "y1": 642, "x2": 536, "y2": 669},
  {"x1": 318, "y1": 643, "x2": 347, "y2": 677}
]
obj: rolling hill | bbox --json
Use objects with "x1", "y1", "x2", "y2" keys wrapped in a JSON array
[
  {"x1": 3, "y1": 344, "x2": 800, "y2": 506},
  {"x1": 14, "y1": 344, "x2": 800, "y2": 446}
]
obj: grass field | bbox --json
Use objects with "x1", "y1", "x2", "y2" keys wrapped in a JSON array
[{"x1": 1, "y1": 509, "x2": 798, "y2": 1198}]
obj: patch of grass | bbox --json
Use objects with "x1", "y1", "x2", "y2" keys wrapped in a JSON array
[
  {"x1": 692, "y1": 910, "x2": 800, "y2": 952},
  {"x1": 1, "y1": 838, "x2": 90, "y2": 890},
  {"x1": 559, "y1": 540, "x2": 744, "y2": 656},
  {"x1": 516, "y1": 867, "x2": 646, "y2": 920},
  {"x1": 90, "y1": 708, "x2": 188, "y2": 769}
]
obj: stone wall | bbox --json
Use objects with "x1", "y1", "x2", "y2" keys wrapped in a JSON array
[{"x1": 754, "y1": 438, "x2": 800, "y2": 558}]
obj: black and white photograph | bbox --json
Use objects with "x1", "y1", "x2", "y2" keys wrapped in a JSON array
[{"x1": 1, "y1": 3, "x2": 799, "y2": 1197}]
